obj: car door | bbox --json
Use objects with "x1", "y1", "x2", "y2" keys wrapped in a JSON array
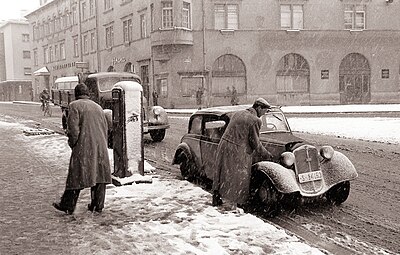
[{"x1": 200, "y1": 115, "x2": 228, "y2": 180}]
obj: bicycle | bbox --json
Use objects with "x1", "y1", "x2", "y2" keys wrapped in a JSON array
[{"x1": 43, "y1": 100, "x2": 52, "y2": 117}]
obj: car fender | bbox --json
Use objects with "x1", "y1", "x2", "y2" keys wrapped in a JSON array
[
  {"x1": 253, "y1": 161, "x2": 300, "y2": 194},
  {"x1": 172, "y1": 143, "x2": 193, "y2": 165},
  {"x1": 320, "y1": 151, "x2": 358, "y2": 188}
]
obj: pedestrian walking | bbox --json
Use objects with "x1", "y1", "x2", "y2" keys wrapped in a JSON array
[
  {"x1": 212, "y1": 98, "x2": 273, "y2": 207},
  {"x1": 196, "y1": 87, "x2": 204, "y2": 109},
  {"x1": 152, "y1": 88, "x2": 158, "y2": 106},
  {"x1": 53, "y1": 83, "x2": 111, "y2": 215},
  {"x1": 231, "y1": 86, "x2": 239, "y2": 105}
]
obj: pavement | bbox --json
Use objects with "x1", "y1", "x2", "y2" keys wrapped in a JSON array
[{"x1": 0, "y1": 121, "x2": 75, "y2": 254}]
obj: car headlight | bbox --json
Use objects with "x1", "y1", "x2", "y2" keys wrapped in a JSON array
[
  {"x1": 280, "y1": 152, "x2": 295, "y2": 167},
  {"x1": 153, "y1": 107, "x2": 162, "y2": 116},
  {"x1": 320, "y1": 146, "x2": 334, "y2": 160}
]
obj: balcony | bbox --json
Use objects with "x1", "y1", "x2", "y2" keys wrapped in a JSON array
[{"x1": 151, "y1": 27, "x2": 193, "y2": 46}]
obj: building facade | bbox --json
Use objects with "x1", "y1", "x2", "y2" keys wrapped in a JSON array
[
  {"x1": 26, "y1": 0, "x2": 400, "y2": 108},
  {"x1": 0, "y1": 20, "x2": 33, "y2": 101}
]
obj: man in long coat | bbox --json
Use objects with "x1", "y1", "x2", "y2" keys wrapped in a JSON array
[
  {"x1": 53, "y1": 83, "x2": 111, "y2": 214},
  {"x1": 212, "y1": 98, "x2": 272, "y2": 207}
]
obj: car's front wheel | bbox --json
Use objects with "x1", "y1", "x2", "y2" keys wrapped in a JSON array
[
  {"x1": 326, "y1": 181, "x2": 350, "y2": 205},
  {"x1": 150, "y1": 129, "x2": 166, "y2": 142},
  {"x1": 256, "y1": 178, "x2": 281, "y2": 216}
]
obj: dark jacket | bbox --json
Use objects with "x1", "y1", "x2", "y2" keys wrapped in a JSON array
[
  {"x1": 66, "y1": 96, "x2": 111, "y2": 190},
  {"x1": 212, "y1": 107, "x2": 271, "y2": 204}
]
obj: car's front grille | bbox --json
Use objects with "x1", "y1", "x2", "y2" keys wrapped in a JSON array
[
  {"x1": 293, "y1": 145, "x2": 323, "y2": 193},
  {"x1": 294, "y1": 145, "x2": 319, "y2": 175}
]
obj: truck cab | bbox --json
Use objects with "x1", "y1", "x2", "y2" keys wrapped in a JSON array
[{"x1": 52, "y1": 72, "x2": 169, "y2": 142}]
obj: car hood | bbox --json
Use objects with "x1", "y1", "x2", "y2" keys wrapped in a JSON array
[{"x1": 259, "y1": 132, "x2": 304, "y2": 145}]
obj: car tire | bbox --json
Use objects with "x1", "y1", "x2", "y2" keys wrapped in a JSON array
[
  {"x1": 150, "y1": 129, "x2": 166, "y2": 142},
  {"x1": 256, "y1": 178, "x2": 281, "y2": 216},
  {"x1": 326, "y1": 181, "x2": 350, "y2": 205}
]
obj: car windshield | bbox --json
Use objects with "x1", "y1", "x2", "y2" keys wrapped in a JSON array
[{"x1": 259, "y1": 112, "x2": 290, "y2": 133}]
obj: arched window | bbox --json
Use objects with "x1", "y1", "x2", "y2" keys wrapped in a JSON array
[
  {"x1": 211, "y1": 54, "x2": 246, "y2": 95},
  {"x1": 107, "y1": 66, "x2": 115, "y2": 72},
  {"x1": 276, "y1": 53, "x2": 309, "y2": 93},
  {"x1": 124, "y1": 62, "x2": 134, "y2": 73}
]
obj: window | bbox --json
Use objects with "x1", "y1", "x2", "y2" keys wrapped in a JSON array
[
  {"x1": 212, "y1": 54, "x2": 246, "y2": 95},
  {"x1": 157, "y1": 78, "x2": 168, "y2": 97},
  {"x1": 83, "y1": 34, "x2": 89, "y2": 54},
  {"x1": 73, "y1": 36, "x2": 79, "y2": 57},
  {"x1": 90, "y1": 32, "x2": 96, "y2": 51},
  {"x1": 33, "y1": 49, "x2": 38, "y2": 66},
  {"x1": 72, "y1": 6, "x2": 77, "y2": 25},
  {"x1": 344, "y1": 4, "x2": 365, "y2": 30},
  {"x1": 60, "y1": 42, "x2": 66, "y2": 59},
  {"x1": 89, "y1": 0, "x2": 95, "y2": 17},
  {"x1": 24, "y1": 67, "x2": 32, "y2": 75},
  {"x1": 276, "y1": 53, "x2": 310, "y2": 93},
  {"x1": 81, "y1": 2, "x2": 87, "y2": 20},
  {"x1": 162, "y1": 2, "x2": 173, "y2": 28},
  {"x1": 214, "y1": 4, "x2": 238, "y2": 30},
  {"x1": 140, "y1": 14, "x2": 147, "y2": 38},
  {"x1": 23, "y1": 51, "x2": 31, "y2": 59},
  {"x1": 280, "y1": 4, "x2": 303, "y2": 29},
  {"x1": 44, "y1": 46, "x2": 49, "y2": 63},
  {"x1": 105, "y1": 25, "x2": 114, "y2": 48},
  {"x1": 150, "y1": 4, "x2": 154, "y2": 31},
  {"x1": 182, "y1": 2, "x2": 191, "y2": 29},
  {"x1": 123, "y1": 19, "x2": 133, "y2": 43},
  {"x1": 104, "y1": 0, "x2": 112, "y2": 11},
  {"x1": 49, "y1": 46, "x2": 53, "y2": 62},
  {"x1": 22, "y1": 33, "x2": 30, "y2": 42},
  {"x1": 54, "y1": 44, "x2": 58, "y2": 61}
]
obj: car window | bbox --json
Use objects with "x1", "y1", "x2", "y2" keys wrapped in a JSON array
[
  {"x1": 205, "y1": 120, "x2": 226, "y2": 139},
  {"x1": 189, "y1": 116, "x2": 202, "y2": 135},
  {"x1": 260, "y1": 112, "x2": 290, "y2": 133}
]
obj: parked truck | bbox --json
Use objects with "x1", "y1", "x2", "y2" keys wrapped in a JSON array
[{"x1": 51, "y1": 72, "x2": 169, "y2": 142}]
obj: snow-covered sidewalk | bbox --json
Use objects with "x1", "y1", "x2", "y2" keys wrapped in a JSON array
[{"x1": 1, "y1": 119, "x2": 323, "y2": 255}]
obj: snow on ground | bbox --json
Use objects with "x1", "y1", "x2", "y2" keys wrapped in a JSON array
[{"x1": 1, "y1": 119, "x2": 323, "y2": 255}]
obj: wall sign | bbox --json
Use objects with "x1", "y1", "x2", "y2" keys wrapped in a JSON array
[
  {"x1": 321, "y1": 70, "x2": 329, "y2": 79},
  {"x1": 381, "y1": 69, "x2": 389, "y2": 79}
]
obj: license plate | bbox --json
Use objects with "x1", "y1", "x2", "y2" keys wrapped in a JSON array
[{"x1": 298, "y1": 170, "x2": 322, "y2": 183}]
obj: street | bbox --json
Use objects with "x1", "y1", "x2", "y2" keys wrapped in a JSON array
[{"x1": 0, "y1": 102, "x2": 399, "y2": 254}]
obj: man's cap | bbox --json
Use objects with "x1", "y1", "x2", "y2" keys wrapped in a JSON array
[{"x1": 254, "y1": 98, "x2": 271, "y2": 109}]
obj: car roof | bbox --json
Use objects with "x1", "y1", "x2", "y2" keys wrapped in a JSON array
[
  {"x1": 88, "y1": 72, "x2": 141, "y2": 81},
  {"x1": 193, "y1": 105, "x2": 282, "y2": 117},
  {"x1": 55, "y1": 76, "x2": 79, "y2": 83}
]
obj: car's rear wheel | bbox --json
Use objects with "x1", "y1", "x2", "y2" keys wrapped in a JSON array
[
  {"x1": 150, "y1": 129, "x2": 166, "y2": 142},
  {"x1": 326, "y1": 181, "x2": 350, "y2": 205},
  {"x1": 256, "y1": 178, "x2": 281, "y2": 216}
]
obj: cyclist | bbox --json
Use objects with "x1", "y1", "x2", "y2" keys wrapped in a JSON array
[{"x1": 39, "y1": 88, "x2": 50, "y2": 111}]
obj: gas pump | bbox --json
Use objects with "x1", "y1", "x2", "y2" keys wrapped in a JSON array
[{"x1": 111, "y1": 81, "x2": 144, "y2": 178}]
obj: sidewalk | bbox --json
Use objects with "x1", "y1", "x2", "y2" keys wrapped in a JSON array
[{"x1": 0, "y1": 116, "x2": 324, "y2": 255}]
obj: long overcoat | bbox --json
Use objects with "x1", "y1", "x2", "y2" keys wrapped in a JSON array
[
  {"x1": 66, "y1": 96, "x2": 111, "y2": 190},
  {"x1": 212, "y1": 107, "x2": 271, "y2": 204}
]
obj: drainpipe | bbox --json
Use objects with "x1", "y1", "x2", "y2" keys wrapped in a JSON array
[
  {"x1": 95, "y1": 0, "x2": 101, "y2": 72},
  {"x1": 202, "y1": 0, "x2": 209, "y2": 107},
  {"x1": 78, "y1": 0, "x2": 83, "y2": 63}
]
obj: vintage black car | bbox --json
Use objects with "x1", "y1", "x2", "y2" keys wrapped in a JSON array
[{"x1": 172, "y1": 105, "x2": 358, "y2": 213}]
